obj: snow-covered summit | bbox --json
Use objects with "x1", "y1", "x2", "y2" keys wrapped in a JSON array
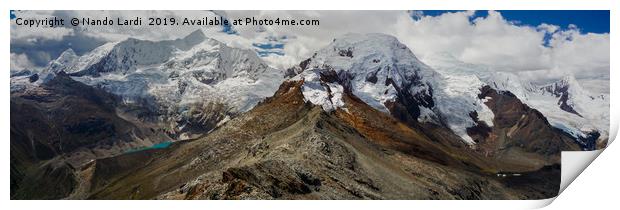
[
  {"x1": 300, "y1": 33, "x2": 437, "y2": 114},
  {"x1": 52, "y1": 30, "x2": 205, "y2": 76},
  {"x1": 44, "y1": 42, "x2": 117, "y2": 75}
]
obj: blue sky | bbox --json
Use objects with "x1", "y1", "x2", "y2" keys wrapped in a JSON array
[{"x1": 418, "y1": 10, "x2": 610, "y2": 34}]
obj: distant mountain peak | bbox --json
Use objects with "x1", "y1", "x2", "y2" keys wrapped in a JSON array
[
  {"x1": 540, "y1": 75, "x2": 586, "y2": 111},
  {"x1": 183, "y1": 29, "x2": 207, "y2": 42},
  {"x1": 59, "y1": 48, "x2": 77, "y2": 58},
  {"x1": 56, "y1": 48, "x2": 78, "y2": 63},
  {"x1": 559, "y1": 74, "x2": 579, "y2": 85},
  {"x1": 545, "y1": 74, "x2": 583, "y2": 95}
]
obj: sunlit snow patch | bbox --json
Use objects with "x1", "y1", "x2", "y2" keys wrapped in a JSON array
[{"x1": 294, "y1": 69, "x2": 347, "y2": 112}]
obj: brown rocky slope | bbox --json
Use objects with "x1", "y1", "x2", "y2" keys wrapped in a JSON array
[{"x1": 80, "y1": 79, "x2": 562, "y2": 200}]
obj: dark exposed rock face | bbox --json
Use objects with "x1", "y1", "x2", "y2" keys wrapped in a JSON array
[
  {"x1": 284, "y1": 56, "x2": 314, "y2": 79},
  {"x1": 466, "y1": 111, "x2": 493, "y2": 143},
  {"x1": 365, "y1": 68, "x2": 379, "y2": 84},
  {"x1": 384, "y1": 75, "x2": 434, "y2": 126},
  {"x1": 464, "y1": 86, "x2": 582, "y2": 170},
  {"x1": 541, "y1": 84, "x2": 582, "y2": 117},
  {"x1": 580, "y1": 131, "x2": 601, "y2": 151},
  {"x1": 336, "y1": 47, "x2": 354, "y2": 58},
  {"x1": 28, "y1": 73, "x2": 39, "y2": 82},
  {"x1": 364, "y1": 77, "x2": 581, "y2": 171}
]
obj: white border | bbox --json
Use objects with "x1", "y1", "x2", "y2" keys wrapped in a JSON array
[
  {"x1": 4, "y1": 0, "x2": 616, "y2": 10},
  {"x1": 3, "y1": 0, "x2": 617, "y2": 209}
]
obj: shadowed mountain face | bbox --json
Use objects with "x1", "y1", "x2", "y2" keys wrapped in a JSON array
[
  {"x1": 475, "y1": 86, "x2": 582, "y2": 153},
  {"x1": 10, "y1": 72, "x2": 170, "y2": 199}
]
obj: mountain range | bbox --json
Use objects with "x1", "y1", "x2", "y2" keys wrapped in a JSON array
[{"x1": 10, "y1": 30, "x2": 608, "y2": 199}]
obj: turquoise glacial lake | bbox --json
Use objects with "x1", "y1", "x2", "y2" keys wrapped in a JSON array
[{"x1": 125, "y1": 141, "x2": 172, "y2": 153}]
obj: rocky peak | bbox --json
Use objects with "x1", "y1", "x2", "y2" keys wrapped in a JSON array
[
  {"x1": 290, "y1": 33, "x2": 437, "y2": 124},
  {"x1": 46, "y1": 48, "x2": 78, "y2": 73},
  {"x1": 540, "y1": 75, "x2": 585, "y2": 117},
  {"x1": 180, "y1": 29, "x2": 207, "y2": 45},
  {"x1": 58, "y1": 48, "x2": 78, "y2": 60},
  {"x1": 541, "y1": 75, "x2": 583, "y2": 98}
]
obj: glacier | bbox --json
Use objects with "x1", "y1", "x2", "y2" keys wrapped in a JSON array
[
  {"x1": 422, "y1": 52, "x2": 609, "y2": 146},
  {"x1": 17, "y1": 29, "x2": 285, "y2": 139}
]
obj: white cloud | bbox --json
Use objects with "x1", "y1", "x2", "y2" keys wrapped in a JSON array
[
  {"x1": 10, "y1": 53, "x2": 35, "y2": 71},
  {"x1": 549, "y1": 30, "x2": 610, "y2": 78},
  {"x1": 392, "y1": 11, "x2": 553, "y2": 72},
  {"x1": 225, "y1": 10, "x2": 608, "y2": 93},
  {"x1": 537, "y1": 23, "x2": 560, "y2": 34},
  {"x1": 11, "y1": 10, "x2": 610, "y2": 93}
]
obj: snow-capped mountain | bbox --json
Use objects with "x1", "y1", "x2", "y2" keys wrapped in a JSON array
[
  {"x1": 297, "y1": 33, "x2": 436, "y2": 114},
  {"x1": 423, "y1": 53, "x2": 609, "y2": 148},
  {"x1": 287, "y1": 33, "x2": 497, "y2": 145},
  {"x1": 18, "y1": 30, "x2": 284, "y2": 139}
]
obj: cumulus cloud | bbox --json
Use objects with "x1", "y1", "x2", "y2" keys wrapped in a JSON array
[
  {"x1": 397, "y1": 11, "x2": 608, "y2": 84},
  {"x1": 10, "y1": 53, "x2": 35, "y2": 71},
  {"x1": 10, "y1": 10, "x2": 609, "y2": 93},
  {"x1": 549, "y1": 29, "x2": 610, "y2": 78},
  {"x1": 537, "y1": 23, "x2": 560, "y2": 34}
]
